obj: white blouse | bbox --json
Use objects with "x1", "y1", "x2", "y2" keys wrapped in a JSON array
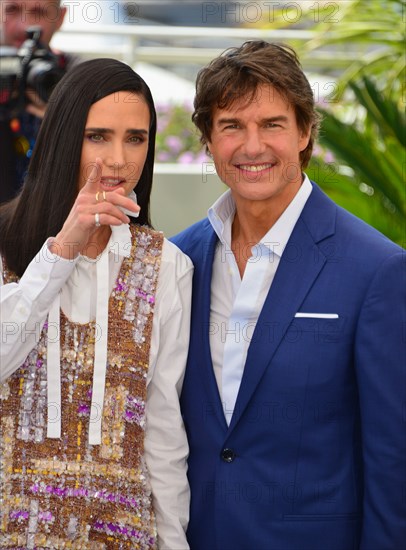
[{"x1": 0, "y1": 218, "x2": 193, "y2": 550}]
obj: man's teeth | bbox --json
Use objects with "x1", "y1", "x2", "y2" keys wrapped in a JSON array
[{"x1": 239, "y1": 164, "x2": 273, "y2": 172}]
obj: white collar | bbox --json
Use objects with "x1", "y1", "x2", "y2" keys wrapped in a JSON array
[{"x1": 208, "y1": 175, "x2": 313, "y2": 257}]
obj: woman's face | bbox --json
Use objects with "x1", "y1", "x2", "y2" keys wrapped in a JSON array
[{"x1": 79, "y1": 91, "x2": 150, "y2": 196}]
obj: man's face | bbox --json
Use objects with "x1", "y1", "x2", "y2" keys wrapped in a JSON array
[
  {"x1": 208, "y1": 84, "x2": 310, "y2": 215},
  {"x1": 0, "y1": 0, "x2": 66, "y2": 48}
]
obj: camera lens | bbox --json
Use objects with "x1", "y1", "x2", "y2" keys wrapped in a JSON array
[{"x1": 26, "y1": 60, "x2": 64, "y2": 103}]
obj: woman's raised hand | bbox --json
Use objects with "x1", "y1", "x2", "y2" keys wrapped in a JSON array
[{"x1": 49, "y1": 158, "x2": 140, "y2": 259}]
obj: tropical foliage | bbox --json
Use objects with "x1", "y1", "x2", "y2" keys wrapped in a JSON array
[
  {"x1": 313, "y1": 77, "x2": 405, "y2": 244},
  {"x1": 291, "y1": 0, "x2": 405, "y2": 99},
  {"x1": 263, "y1": 0, "x2": 405, "y2": 245}
]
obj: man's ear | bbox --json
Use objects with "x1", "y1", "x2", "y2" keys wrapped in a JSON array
[
  {"x1": 55, "y1": 6, "x2": 67, "y2": 32},
  {"x1": 299, "y1": 127, "x2": 311, "y2": 152}
]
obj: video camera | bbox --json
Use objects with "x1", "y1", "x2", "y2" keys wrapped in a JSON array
[{"x1": 0, "y1": 26, "x2": 67, "y2": 119}]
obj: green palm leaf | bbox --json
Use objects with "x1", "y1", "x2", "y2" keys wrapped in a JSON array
[{"x1": 314, "y1": 77, "x2": 405, "y2": 245}]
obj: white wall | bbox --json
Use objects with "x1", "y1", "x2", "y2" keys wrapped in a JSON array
[{"x1": 151, "y1": 163, "x2": 226, "y2": 237}]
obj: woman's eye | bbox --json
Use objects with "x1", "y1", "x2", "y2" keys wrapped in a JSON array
[
  {"x1": 87, "y1": 134, "x2": 104, "y2": 142},
  {"x1": 128, "y1": 135, "x2": 144, "y2": 143}
]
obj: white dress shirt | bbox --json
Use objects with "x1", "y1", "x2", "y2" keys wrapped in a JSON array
[
  {"x1": 0, "y1": 201, "x2": 193, "y2": 549},
  {"x1": 208, "y1": 176, "x2": 313, "y2": 425}
]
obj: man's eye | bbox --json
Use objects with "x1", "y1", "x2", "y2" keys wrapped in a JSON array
[{"x1": 5, "y1": 6, "x2": 19, "y2": 14}]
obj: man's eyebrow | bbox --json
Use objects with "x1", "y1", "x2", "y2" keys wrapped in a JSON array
[
  {"x1": 11, "y1": 5, "x2": 51, "y2": 15},
  {"x1": 215, "y1": 115, "x2": 289, "y2": 125},
  {"x1": 262, "y1": 115, "x2": 289, "y2": 124},
  {"x1": 215, "y1": 117, "x2": 240, "y2": 126}
]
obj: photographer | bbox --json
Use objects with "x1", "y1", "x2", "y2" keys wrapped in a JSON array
[{"x1": 0, "y1": 0, "x2": 78, "y2": 203}]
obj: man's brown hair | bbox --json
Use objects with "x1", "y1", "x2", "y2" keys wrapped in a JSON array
[{"x1": 192, "y1": 40, "x2": 321, "y2": 169}]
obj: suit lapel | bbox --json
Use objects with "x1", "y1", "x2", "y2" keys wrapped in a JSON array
[
  {"x1": 193, "y1": 222, "x2": 228, "y2": 431},
  {"x1": 227, "y1": 184, "x2": 337, "y2": 433}
]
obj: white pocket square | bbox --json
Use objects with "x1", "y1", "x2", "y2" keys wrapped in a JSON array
[{"x1": 295, "y1": 312, "x2": 339, "y2": 319}]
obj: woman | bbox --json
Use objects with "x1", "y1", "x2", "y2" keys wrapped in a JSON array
[{"x1": 0, "y1": 59, "x2": 192, "y2": 549}]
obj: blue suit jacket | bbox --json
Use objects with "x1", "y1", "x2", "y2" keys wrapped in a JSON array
[{"x1": 172, "y1": 182, "x2": 406, "y2": 550}]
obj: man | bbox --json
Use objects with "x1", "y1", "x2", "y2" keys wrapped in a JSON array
[
  {"x1": 1, "y1": 0, "x2": 66, "y2": 49},
  {"x1": 172, "y1": 41, "x2": 405, "y2": 549},
  {"x1": 0, "y1": 0, "x2": 74, "y2": 202}
]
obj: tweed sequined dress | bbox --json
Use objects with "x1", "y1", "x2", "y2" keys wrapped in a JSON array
[{"x1": 0, "y1": 225, "x2": 164, "y2": 549}]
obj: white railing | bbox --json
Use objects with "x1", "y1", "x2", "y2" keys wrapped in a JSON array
[{"x1": 53, "y1": 23, "x2": 358, "y2": 70}]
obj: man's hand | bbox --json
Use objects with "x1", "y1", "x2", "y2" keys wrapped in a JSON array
[{"x1": 25, "y1": 87, "x2": 47, "y2": 118}]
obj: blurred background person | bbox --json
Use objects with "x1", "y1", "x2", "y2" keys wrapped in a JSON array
[
  {"x1": 0, "y1": 0, "x2": 79, "y2": 203},
  {"x1": 1, "y1": 0, "x2": 66, "y2": 48}
]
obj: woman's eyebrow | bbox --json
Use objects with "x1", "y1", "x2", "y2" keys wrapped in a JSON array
[{"x1": 84, "y1": 127, "x2": 148, "y2": 134}]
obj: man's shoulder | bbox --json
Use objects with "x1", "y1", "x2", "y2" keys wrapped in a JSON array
[
  {"x1": 307, "y1": 181, "x2": 403, "y2": 258},
  {"x1": 171, "y1": 218, "x2": 214, "y2": 257},
  {"x1": 336, "y1": 203, "x2": 402, "y2": 254},
  {"x1": 51, "y1": 49, "x2": 82, "y2": 73},
  {"x1": 64, "y1": 52, "x2": 82, "y2": 71}
]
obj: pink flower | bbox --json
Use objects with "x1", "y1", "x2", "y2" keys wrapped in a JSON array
[{"x1": 178, "y1": 151, "x2": 195, "y2": 164}]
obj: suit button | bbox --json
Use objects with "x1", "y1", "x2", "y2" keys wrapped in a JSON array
[{"x1": 221, "y1": 448, "x2": 236, "y2": 463}]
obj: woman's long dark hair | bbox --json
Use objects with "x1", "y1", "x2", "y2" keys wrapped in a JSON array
[{"x1": 0, "y1": 58, "x2": 157, "y2": 276}]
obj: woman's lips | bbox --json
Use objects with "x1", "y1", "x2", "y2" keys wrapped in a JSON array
[{"x1": 100, "y1": 177, "x2": 126, "y2": 189}]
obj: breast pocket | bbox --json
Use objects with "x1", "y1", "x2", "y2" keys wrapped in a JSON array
[{"x1": 286, "y1": 316, "x2": 345, "y2": 344}]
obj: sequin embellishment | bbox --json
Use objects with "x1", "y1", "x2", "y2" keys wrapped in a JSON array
[{"x1": 0, "y1": 225, "x2": 164, "y2": 549}]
